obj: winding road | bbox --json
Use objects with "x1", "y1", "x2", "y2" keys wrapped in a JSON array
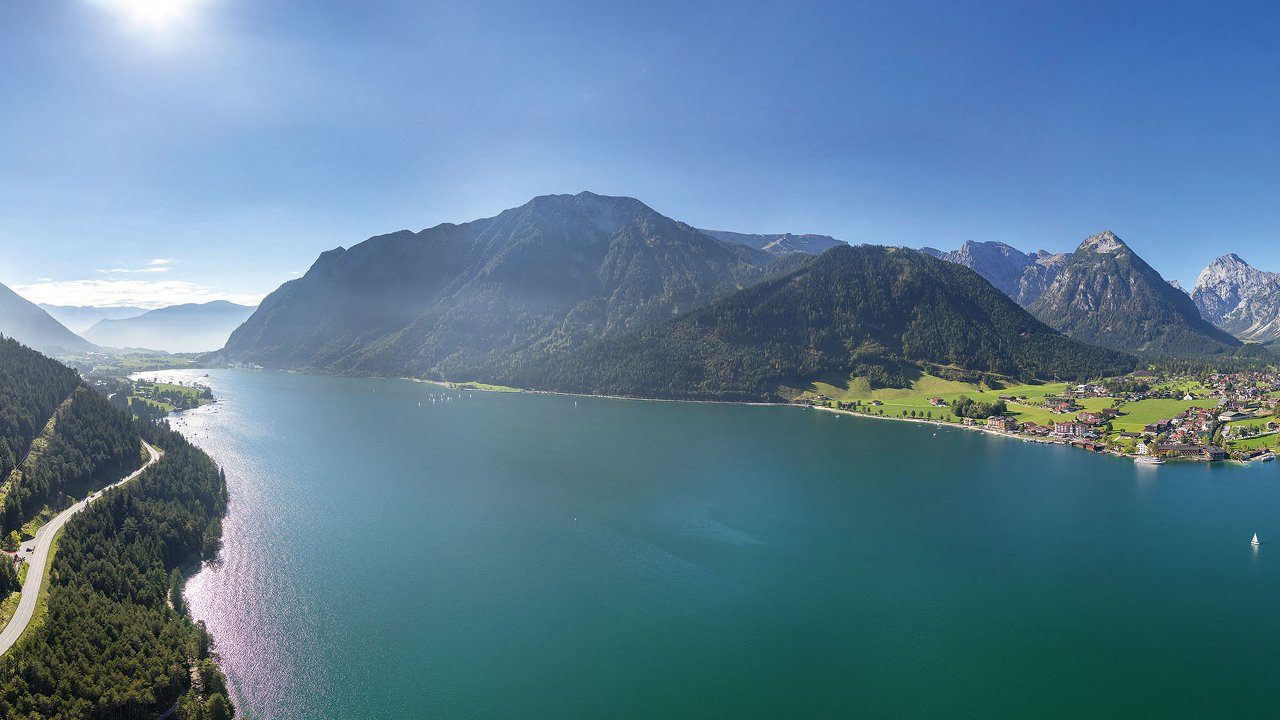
[{"x1": 0, "y1": 440, "x2": 161, "y2": 655}]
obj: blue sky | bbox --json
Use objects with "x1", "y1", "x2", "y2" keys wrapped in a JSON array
[{"x1": 2, "y1": 0, "x2": 1278, "y2": 307}]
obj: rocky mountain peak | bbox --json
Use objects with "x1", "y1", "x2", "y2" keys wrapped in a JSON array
[
  {"x1": 1028, "y1": 231, "x2": 1240, "y2": 356},
  {"x1": 1077, "y1": 230, "x2": 1127, "y2": 254},
  {"x1": 919, "y1": 240, "x2": 1069, "y2": 307},
  {"x1": 1192, "y1": 253, "x2": 1280, "y2": 344}
]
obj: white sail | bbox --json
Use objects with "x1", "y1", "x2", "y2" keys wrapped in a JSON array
[{"x1": 1252, "y1": 533, "x2": 1261, "y2": 545}]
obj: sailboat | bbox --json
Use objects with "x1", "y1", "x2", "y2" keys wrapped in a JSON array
[{"x1": 1252, "y1": 533, "x2": 1261, "y2": 546}]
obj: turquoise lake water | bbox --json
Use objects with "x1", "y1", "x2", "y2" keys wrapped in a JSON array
[{"x1": 158, "y1": 369, "x2": 1279, "y2": 718}]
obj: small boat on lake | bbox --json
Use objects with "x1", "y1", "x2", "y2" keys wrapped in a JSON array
[
  {"x1": 1135, "y1": 456, "x2": 1165, "y2": 465},
  {"x1": 1252, "y1": 533, "x2": 1261, "y2": 546}
]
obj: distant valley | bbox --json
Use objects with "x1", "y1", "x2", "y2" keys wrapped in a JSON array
[
  {"x1": 82, "y1": 300, "x2": 256, "y2": 354},
  {"x1": 0, "y1": 282, "x2": 96, "y2": 356}
]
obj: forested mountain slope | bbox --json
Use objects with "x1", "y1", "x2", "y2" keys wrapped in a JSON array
[
  {"x1": 1028, "y1": 231, "x2": 1241, "y2": 357},
  {"x1": 514, "y1": 245, "x2": 1135, "y2": 401},
  {"x1": 0, "y1": 337, "x2": 82, "y2": 488},
  {"x1": 221, "y1": 192, "x2": 797, "y2": 379}
]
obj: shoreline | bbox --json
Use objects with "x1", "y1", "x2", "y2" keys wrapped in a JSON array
[
  {"x1": 408, "y1": 375, "x2": 1259, "y2": 466},
  {"x1": 173, "y1": 368, "x2": 1273, "y2": 468}
]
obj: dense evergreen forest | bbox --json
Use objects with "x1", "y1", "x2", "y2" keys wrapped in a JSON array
[
  {"x1": 0, "y1": 337, "x2": 81, "y2": 488},
  {"x1": 511, "y1": 245, "x2": 1137, "y2": 401},
  {"x1": 1, "y1": 387, "x2": 141, "y2": 534},
  {"x1": 0, "y1": 337, "x2": 234, "y2": 718},
  {"x1": 0, "y1": 421, "x2": 233, "y2": 720}
]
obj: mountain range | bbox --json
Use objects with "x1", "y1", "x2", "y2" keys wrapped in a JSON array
[
  {"x1": 1025, "y1": 231, "x2": 1241, "y2": 357},
  {"x1": 0, "y1": 282, "x2": 96, "y2": 356},
  {"x1": 220, "y1": 193, "x2": 1145, "y2": 399},
  {"x1": 516, "y1": 244, "x2": 1134, "y2": 400},
  {"x1": 1191, "y1": 254, "x2": 1280, "y2": 345},
  {"x1": 922, "y1": 233, "x2": 1276, "y2": 357},
  {"x1": 39, "y1": 304, "x2": 148, "y2": 333},
  {"x1": 920, "y1": 241, "x2": 1070, "y2": 305},
  {"x1": 222, "y1": 192, "x2": 804, "y2": 377},
  {"x1": 83, "y1": 300, "x2": 257, "y2": 353}
]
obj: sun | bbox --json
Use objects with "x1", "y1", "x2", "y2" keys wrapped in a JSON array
[{"x1": 93, "y1": 0, "x2": 202, "y2": 32}]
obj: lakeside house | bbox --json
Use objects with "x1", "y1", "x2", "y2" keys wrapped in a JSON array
[
  {"x1": 1053, "y1": 421, "x2": 1083, "y2": 437},
  {"x1": 1021, "y1": 421, "x2": 1050, "y2": 437},
  {"x1": 929, "y1": 397, "x2": 947, "y2": 407},
  {"x1": 987, "y1": 416, "x2": 1017, "y2": 432}
]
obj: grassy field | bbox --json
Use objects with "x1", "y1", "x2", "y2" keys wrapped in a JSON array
[
  {"x1": 131, "y1": 396, "x2": 176, "y2": 413},
  {"x1": 1151, "y1": 380, "x2": 1211, "y2": 396},
  {"x1": 454, "y1": 381, "x2": 522, "y2": 393},
  {"x1": 1227, "y1": 433, "x2": 1280, "y2": 451},
  {"x1": 798, "y1": 373, "x2": 1127, "y2": 425},
  {"x1": 1109, "y1": 398, "x2": 1221, "y2": 433},
  {"x1": 800, "y1": 372, "x2": 987, "y2": 402},
  {"x1": 153, "y1": 382, "x2": 204, "y2": 397}
]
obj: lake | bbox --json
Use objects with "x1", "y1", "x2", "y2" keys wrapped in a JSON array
[{"x1": 152, "y1": 369, "x2": 1279, "y2": 718}]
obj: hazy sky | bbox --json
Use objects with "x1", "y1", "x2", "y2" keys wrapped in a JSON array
[{"x1": 2, "y1": 0, "x2": 1278, "y2": 307}]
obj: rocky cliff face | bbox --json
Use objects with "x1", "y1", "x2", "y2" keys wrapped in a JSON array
[
  {"x1": 920, "y1": 241, "x2": 1070, "y2": 306},
  {"x1": 1027, "y1": 230, "x2": 1241, "y2": 356},
  {"x1": 1192, "y1": 254, "x2": 1280, "y2": 343}
]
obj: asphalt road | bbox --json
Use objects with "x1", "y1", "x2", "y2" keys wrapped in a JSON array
[{"x1": 0, "y1": 440, "x2": 161, "y2": 655}]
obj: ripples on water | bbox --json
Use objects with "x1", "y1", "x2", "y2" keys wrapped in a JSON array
[{"x1": 151, "y1": 370, "x2": 1280, "y2": 719}]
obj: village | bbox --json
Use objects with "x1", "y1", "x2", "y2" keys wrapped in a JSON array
[{"x1": 800, "y1": 369, "x2": 1280, "y2": 464}]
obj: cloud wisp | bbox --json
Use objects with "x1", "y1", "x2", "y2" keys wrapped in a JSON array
[
  {"x1": 96, "y1": 258, "x2": 176, "y2": 275},
  {"x1": 15, "y1": 278, "x2": 264, "y2": 309}
]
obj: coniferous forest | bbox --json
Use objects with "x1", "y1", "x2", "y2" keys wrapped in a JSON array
[
  {"x1": 0, "y1": 338, "x2": 234, "y2": 719},
  {"x1": 1, "y1": 386, "x2": 141, "y2": 533},
  {"x1": 0, "y1": 422, "x2": 233, "y2": 719},
  {"x1": 0, "y1": 337, "x2": 81, "y2": 487}
]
